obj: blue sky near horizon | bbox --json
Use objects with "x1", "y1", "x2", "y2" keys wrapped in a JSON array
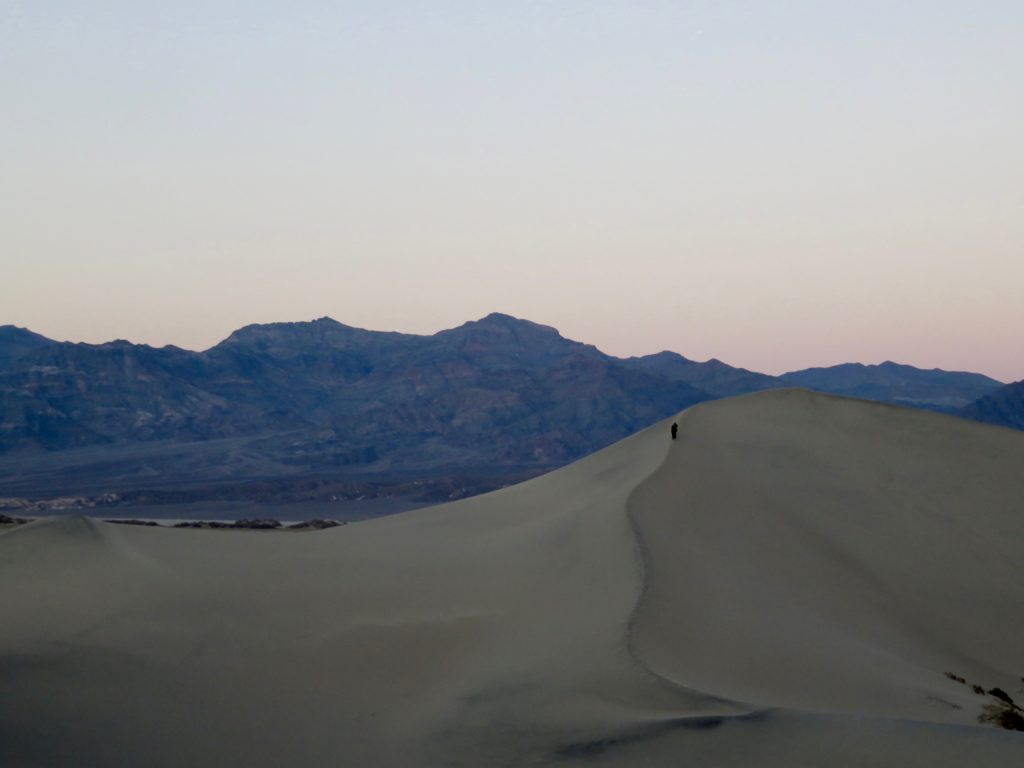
[{"x1": 2, "y1": 1, "x2": 1022, "y2": 380}]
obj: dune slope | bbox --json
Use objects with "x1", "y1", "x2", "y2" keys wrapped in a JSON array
[{"x1": 2, "y1": 389, "x2": 1022, "y2": 766}]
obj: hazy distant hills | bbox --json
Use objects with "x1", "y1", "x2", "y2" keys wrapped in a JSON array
[
  {"x1": 779, "y1": 361, "x2": 1003, "y2": 412},
  {"x1": 959, "y1": 380, "x2": 1024, "y2": 431},
  {"x1": 0, "y1": 314, "x2": 1015, "y2": 507}
]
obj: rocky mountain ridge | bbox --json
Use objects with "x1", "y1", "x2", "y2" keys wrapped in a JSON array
[{"x1": 0, "y1": 315, "x2": 1015, "y2": 509}]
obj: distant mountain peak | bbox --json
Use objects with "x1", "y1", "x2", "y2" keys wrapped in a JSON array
[
  {"x1": 640, "y1": 351, "x2": 696, "y2": 364},
  {"x1": 219, "y1": 317, "x2": 361, "y2": 344},
  {"x1": 0, "y1": 324, "x2": 53, "y2": 341},
  {"x1": 247, "y1": 316, "x2": 350, "y2": 332},
  {"x1": 0, "y1": 324, "x2": 57, "y2": 366},
  {"x1": 471, "y1": 312, "x2": 559, "y2": 333},
  {"x1": 479, "y1": 311, "x2": 520, "y2": 323},
  {"x1": 442, "y1": 313, "x2": 567, "y2": 342},
  {"x1": 428, "y1": 314, "x2": 606, "y2": 368},
  {"x1": 622, "y1": 350, "x2": 782, "y2": 397}
]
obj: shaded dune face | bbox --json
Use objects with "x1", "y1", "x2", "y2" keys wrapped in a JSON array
[{"x1": 2, "y1": 390, "x2": 1023, "y2": 766}]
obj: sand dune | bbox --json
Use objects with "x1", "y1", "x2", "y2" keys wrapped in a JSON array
[{"x1": 2, "y1": 389, "x2": 1022, "y2": 766}]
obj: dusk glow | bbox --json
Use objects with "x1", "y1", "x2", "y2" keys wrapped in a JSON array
[{"x1": 3, "y1": 1, "x2": 1022, "y2": 380}]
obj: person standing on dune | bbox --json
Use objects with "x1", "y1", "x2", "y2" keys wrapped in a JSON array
[{"x1": 671, "y1": 422, "x2": 678, "y2": 440}]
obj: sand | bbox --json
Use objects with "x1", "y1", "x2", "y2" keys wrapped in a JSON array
[{"x1": 1, "y1": 389, "x2": 1022, "y2": 766}]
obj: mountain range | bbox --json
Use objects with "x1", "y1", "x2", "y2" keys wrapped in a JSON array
[{"x1": 0, "y1": 314, "x2": 1018, "y2": 509}]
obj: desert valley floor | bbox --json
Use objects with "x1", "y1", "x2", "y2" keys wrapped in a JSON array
[{"x1": 2, "y1": 389, "x2": 1023, "y2": 766}]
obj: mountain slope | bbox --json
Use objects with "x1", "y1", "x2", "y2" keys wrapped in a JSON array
[
  {"x1": 622, "y1": 351, "x2": 784, "y2": 397},
  {"x1": 0, "y1": 340, "x2": 294, "y2": 453},
  {"x1": 960, "y1": 380, "x2": 1024, "y2": 430},
  {"x1": 0, "y1": 325, "x2": 55, "y2": 367}
]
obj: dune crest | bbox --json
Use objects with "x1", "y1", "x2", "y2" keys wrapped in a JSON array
[
  {"x1": 630, "y1": 390, "x2": 1024, "y2": 708},
  {"x1": 2, "y1": 390, "x2": 1023, "y2": 766}
]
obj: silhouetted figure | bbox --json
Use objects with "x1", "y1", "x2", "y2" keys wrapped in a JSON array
[{"x1": 670, "y1": 422, "x2": 678, "y2": 440}]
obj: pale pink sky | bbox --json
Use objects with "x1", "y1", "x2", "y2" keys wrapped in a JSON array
[{"x1": 2, "y1": 2, "x2": 1022, "y2": 382}]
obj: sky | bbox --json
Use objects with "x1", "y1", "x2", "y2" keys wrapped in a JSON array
[{"x1": 2, "y1": 1, "x2": 1022, "y2": 381}]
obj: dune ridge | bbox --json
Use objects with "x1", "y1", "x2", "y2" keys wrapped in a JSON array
[
  {"x1": 2, "y1": 389, "x2": 1022, "y2": 766},
  {"x1": 616, "y1": 390, "x2": 1024, "y2": 764}
]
